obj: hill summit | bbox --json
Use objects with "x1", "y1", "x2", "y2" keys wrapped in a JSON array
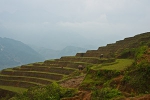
[{"x1": 0, "y1": 32, "x2": 150, "y2": 100}]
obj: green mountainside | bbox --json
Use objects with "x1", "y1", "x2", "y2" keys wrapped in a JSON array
[
  {"x1": 0, "y1": 32, "x2": 150, "y2": 100},
  {"x1": 0, "y1": 37, "x2": 44, "y2": 70}
]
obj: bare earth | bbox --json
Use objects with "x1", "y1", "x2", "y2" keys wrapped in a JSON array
[{"x1": 60, "y1": 76, "x2": 85, "y2": 88}]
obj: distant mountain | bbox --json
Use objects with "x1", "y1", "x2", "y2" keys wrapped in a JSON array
[
  {"x1": 31, "y1": 46, "x2": 60, "y2": 59},
  {"x1": 0, "y1": 37, "x2": 44, "y2": 70},
  {"x1": 31, "y1": 46, "x2": 87, "y2": 60},
  {"x1": 58, "y1": 46, "x2": 87, "y2": 57}
]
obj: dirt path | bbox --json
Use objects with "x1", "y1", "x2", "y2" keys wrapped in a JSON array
[
  {"x1": 60, "y1": 76, "x2": 85, "y2": 88},
  {"x1": 60, "y1": 75, "x2": 91, "y2": 100},
  {"x1": 82, "y1": 91, "x2": 91, "y2": 100}
]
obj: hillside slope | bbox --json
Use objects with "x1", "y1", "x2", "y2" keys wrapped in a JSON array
[
  {"x1": 0, "y1": 32, "x2": 150, "y2": 100},
  {"x1": 0, "y1": 37, "x2": 44, "y2": 70}
]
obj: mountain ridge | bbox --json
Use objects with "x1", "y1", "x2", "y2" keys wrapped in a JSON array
[
  {"x1": 0, "y1": 37, "x2": 44, "y2": 70},
  {"x1": 31, "y1": 45, "x2": 88, "y2": 60}
]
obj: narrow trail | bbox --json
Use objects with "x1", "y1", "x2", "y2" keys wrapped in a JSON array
[
  {"x1": 60, "y1": 76, "x2": 85, "y2": 88},
  {"x1": 60, "y1": 75, "x2": 91, "y2": 100},
  {"x1": 82, "y1": 91, "x2": 91, "y2": 100},
  {"x1": 112, "y1": 75, "x2": 123, "y2": 89}
]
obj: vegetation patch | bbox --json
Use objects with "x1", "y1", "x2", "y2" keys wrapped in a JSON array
[
  {"x1": 80, "y1": 69, "x2": 121, "y2": 90},
  {"x1": 10, "y1": 82, "x2": 78, "y2": 100},
  {"x1": 1, "y1": 70, "x2": 64, "y2": 81},
  {"x1": 0, "y1": 85, "x2": 27, "y2": 93},
  {"x1": 135, "y1": 45, "x2": 148, "y2": 60},
  {"x1": 118, "y1": 48, "x2": 136, "y2": 58},
  {"x1": 121, "y1": 45, "x2": 150, "y2": 94},
  {"x1": 91, "y1": 87, "x2": 123, "y2": 100},
  {"x1": 0, "y1": 75, "x2": 52, "y2": 85},
  {"x1": 122, "y1": 61, "x2": 150, "y2": 94},
  {"x1": 100, "y1": 59, "x2": 134, "y2": 71},
  {"x1": 0, "y1": 79, "x2": 44, "y2": 88}
]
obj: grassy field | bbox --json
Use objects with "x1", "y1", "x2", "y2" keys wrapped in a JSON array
[
  {"x1": 0, "y1": 85, "x2": 27, "y2": 93},
  {"x1": 91, "y1": 59, "x2": 134, "y2": 71}
]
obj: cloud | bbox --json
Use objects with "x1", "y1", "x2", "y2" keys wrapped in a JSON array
[
  {"x1": 58, "y1": 14, "x2": 108, "y2": 27},
  {"x1": 0, "y1": 0, "x2": 150, "y2": 49}
]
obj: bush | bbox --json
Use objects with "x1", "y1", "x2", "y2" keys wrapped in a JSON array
[
  {"x1": 135, "y1": 45, "x2": 148, "y2": 60},
  {"x1": 10, "y1": 82, "x2": 78, "y2": 100},
  {"x1": 119, "y1": 48, "x2": 136, "y2": 58},
  {"x1": 121, "y1": 58, "x2": 150, "y2": 94},
  {"x1": 91, "y1": 87, "x2": 122, "y2": 100}
]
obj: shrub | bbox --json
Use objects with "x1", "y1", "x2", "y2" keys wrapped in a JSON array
[
  {"x1": 135, "y1": 45, "x2": 148, "y2": 60},
  {"x1": 91, "y1": 87, "x2": 122, "y2": 100},
  {"x1": 119, "y1": 48, "x2": 136, "y2": 58},
  {"x1": 10, "y1": 82, "x2": 78, "y2": 100},
  {"x1": 121, "y1": 58, "x2": 150, "y2": 94}
]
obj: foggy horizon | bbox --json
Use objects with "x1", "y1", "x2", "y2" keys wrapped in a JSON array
[{"x1": 0, "y1": 0, "x2": 150, "y2": 50}]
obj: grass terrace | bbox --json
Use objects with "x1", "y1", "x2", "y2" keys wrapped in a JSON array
[
  {"x1": 0, "y1": 85, "x2": 27, "y2": 94},
  {"x1": 1, "y1": 70, "x2": 64, "y2": 81},
  {"x1": 0, "y1": 79, "x2": 44, "y2": 88},
  {"x1": 91, "y1": 59, "x2": 134, "y2": 71},
  {"x1": 0, "y1": 75, "x2": 52, "y2": 85}
]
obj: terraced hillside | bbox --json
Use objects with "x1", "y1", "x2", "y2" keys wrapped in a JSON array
[
  {"x1": 76, "y1": 32, "x2": 150, "y2": 58},
  {"x1": 1, "y1": 32, "x2": 150, "y2": 100},
  {"x1": 0, "y1": 56, "x2": 115, "y2": 98}
]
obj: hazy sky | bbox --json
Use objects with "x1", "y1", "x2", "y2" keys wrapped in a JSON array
[{"x1": 0, "y1": 0, "x2": 150, "y2": 49}]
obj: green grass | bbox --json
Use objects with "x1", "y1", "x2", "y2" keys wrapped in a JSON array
[
  {"x1": 100, "y1": 59, "x2": 134, "y2": 70},
  {"x1": 74, "y1": 62, "x2": 92, "y2": 64},
  {"x1": 82, "y1": 74, "x2": 94, "y2": 84},
  {"x1": 2, "y1": 68, "x2": 14, "y2": 71},
  {"x1": 91, "y1": 59, "x2": 134, "y2": 71},
  {"x1": 0, "y1": 85, "x2": 27, "y2": 93},
  {"x1": 0, "y1": 74, "x2": 54, "y2": 82},
  {"x1": 2, "y1": 70, "x2": 65, "y2": 76},
  {"x1": 44, "y1": 59, "x2": 56, "y2": 62},
  {"x1": 62, "y1": 56, "x2": 99, "y2": 58},
  {"x1": 35, "y1": 62, "x2": 44, "y2": 64}
]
